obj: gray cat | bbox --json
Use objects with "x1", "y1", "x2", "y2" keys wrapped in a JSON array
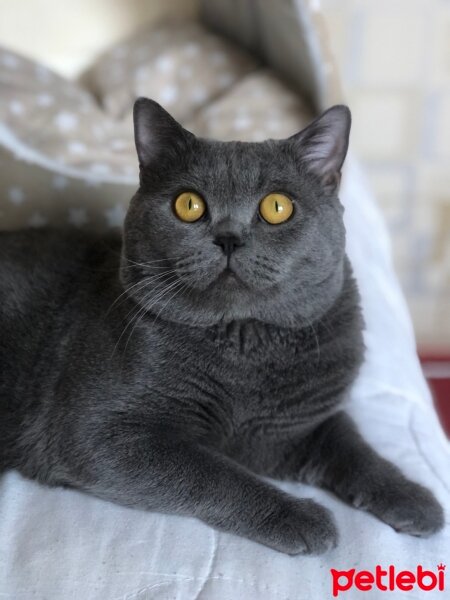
[{"x1": 0, "y1": 99, "x2": 443, "y2": 554}]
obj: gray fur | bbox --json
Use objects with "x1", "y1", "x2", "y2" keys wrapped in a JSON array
[{"x1": 0, "y1": 99, "x2": 443, "y2": 555}]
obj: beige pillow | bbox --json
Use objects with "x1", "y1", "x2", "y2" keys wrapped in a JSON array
[
  {"x1": 0, "y1": 20, "x2": 313, "y2": 231},
  {"x1": 82, "y1": 20, "x2": 260, "y2": 122}
]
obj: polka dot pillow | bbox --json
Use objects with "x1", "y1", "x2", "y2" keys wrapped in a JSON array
[
  {"x1": 0, "y1": 20, "x2": 313, "y2": 231},
  {"x1": 83, "y1": 21, "x2": 259, "y2": 122}
]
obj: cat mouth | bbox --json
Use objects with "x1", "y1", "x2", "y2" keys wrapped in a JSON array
[
  {"x1": 216, "y1": 267, "x2": 244, "y2": 286},
  {"x1": 219, "y1": 267, "x2": 238, "y2": 279}
]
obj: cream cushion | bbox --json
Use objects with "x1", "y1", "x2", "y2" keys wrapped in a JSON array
[{"x1": 0, "y1": 20, "x2": 313, "y2": 231}]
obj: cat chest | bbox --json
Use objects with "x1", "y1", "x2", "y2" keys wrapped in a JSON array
[
  {"x1": 203, "y1": 351, "x2": 340, "y2": 436},
  {"x1": 153, "y1": 327, "x2": 346, "y2": 439}
]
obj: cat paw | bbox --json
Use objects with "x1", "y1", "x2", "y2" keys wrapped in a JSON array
[
  {"x1": 261, "y1": 498, "x2": 338, "y2": 555},
  {"x1": 370, "y1": 480, "x2": 444, "y2": 538}
]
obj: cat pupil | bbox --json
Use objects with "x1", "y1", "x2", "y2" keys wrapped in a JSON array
[
  {"x1": 188, "y1": 197, "x2": 192, "y2": 210},
  {"x1": 275, "y1": 200, "x2": 279, "y2": 212}
]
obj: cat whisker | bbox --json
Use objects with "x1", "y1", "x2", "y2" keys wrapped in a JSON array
[
  {"x1": 308, "y1": 317, "x2": 321, "y2": 365},
  {"x1": 118, "y1": 274, "x2": 179, "y2": 332},
  {"x1": 110, "y1": 276, "x2": 180, "y2": 359},
  {"x1": 120, "y1": 278, "x2": 186, "y2": 358},
  {"x1": 112, "y1": 263, "x2": 203, "y2": 360},
  {"x1": 120, "y1": 254, "x2": 185, "y2": 270},
  {"x1": 104, "y1": 269, "x2": 178, "y2": 317},
  {"x1": 253, "y1": 256, "x2": 279, "y2": 275},
  {"x1": 294, "y1": 280, "x2": 321, "y2": 364},
  {"x1": 101, "y1": 242, "x2": 185, "y2": 268},
  {"x1": 151, "y1": 280, "x2": 191, "y2": 326},
  {"x1": 120, "y1": 264, "x2": 176, "y2": 271}
]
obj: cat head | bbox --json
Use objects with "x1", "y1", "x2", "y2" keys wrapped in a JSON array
[{"x1": 121, "y1": 97, "x2": 351, "y2": 327}]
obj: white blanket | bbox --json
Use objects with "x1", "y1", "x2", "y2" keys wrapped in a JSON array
[{"x1": 0, "y1": 159, "x2": 449, "y2": 599}]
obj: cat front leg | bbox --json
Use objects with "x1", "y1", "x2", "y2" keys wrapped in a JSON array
[
  {"x1": 78, "y1": 428, "x2": 337, "y2": 555},
  {"x1": 297, "y1": 411, "x2": 444, "y2": 537}
]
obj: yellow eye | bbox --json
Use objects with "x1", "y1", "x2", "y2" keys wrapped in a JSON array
[
  {"x1": 174, "y1": 192, "x2": 206, "y2": 222},
  {"x1": 259, "y1": 193, "x2": 293, "y2": 224}
]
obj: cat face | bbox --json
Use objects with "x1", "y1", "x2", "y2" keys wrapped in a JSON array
[{"x1": 121, "y1": 98, "x2": 351, "y2": 327}]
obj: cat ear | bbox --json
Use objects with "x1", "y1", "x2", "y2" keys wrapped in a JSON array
[
  {"x1": 289, "y1": 105, "x2": 351, "y2": 191},
  {"x1": 133, "y1": 97, "x2": 193, "y2": 168}
]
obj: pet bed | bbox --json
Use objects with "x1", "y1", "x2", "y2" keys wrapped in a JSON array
[{"x1": 0, "y1": 1, "x2": 448, "y2": 598}]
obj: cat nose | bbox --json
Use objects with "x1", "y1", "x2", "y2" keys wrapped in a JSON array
[{"x1": 213, "y1": 234, "x2": 244, "y2": 258}]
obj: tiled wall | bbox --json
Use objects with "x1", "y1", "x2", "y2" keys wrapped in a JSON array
[{"x1": 321, "y1": 0, "x2": 450, "y2": 349}]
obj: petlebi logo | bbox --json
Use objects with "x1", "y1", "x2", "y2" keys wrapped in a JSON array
[{"x1": 331, "y1": 563, "x2": 446, "y2": 597}]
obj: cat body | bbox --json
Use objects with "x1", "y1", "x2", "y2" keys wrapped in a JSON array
[
  {"x1": 0, "y1": 100, "x2": 443, "y2": 554},
  {"x1": 0, "y1": 228, "x2": 361, "y2": 475}
]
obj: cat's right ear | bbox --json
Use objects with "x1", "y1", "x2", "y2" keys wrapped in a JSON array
[{"x1": 133, "y1": 97, "x2": 193, "y2": 169}]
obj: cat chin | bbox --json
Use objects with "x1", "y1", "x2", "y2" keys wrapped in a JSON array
[
  {"x1": 215, "y1": 267, "x2": 242, "y2": 285},
  {"x1": 163, "y1": 308, "x2": 324, "y2": 330},
  {"x1": 156, "y1": 293, "x2": 327, "y2": 330},
  {"x1": 135, "y1": 261, "x2": 347, "y2": 329}
]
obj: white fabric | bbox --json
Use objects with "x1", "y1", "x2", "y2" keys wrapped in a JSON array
[{"x1": 0, "y1": 158, "x2": 449, "y2": 599}]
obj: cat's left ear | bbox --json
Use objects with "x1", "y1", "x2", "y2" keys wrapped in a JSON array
[{"x1": 289, "y1": 105, "x2": 351, "y2": 191}]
